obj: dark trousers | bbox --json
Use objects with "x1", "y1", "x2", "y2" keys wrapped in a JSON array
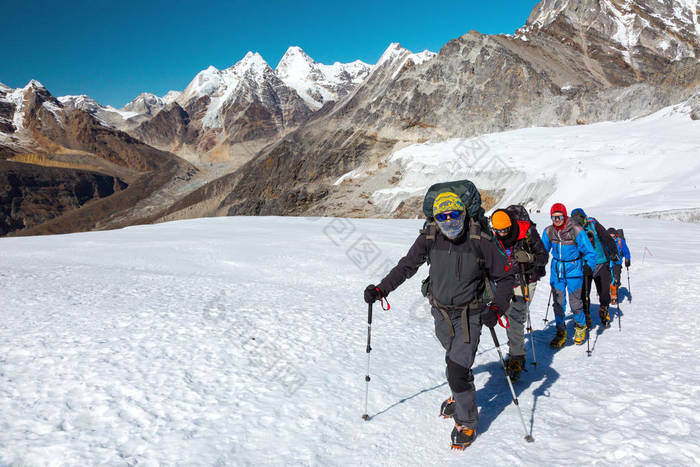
[
  {"x1": 584, "y1": 264, "x2": 612, "y2": 308},
  {"x1": 431, "y1": 306, "x2": 483, "y2": 430}
]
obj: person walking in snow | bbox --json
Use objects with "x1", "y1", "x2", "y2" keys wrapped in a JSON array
[
  {"x1": 364, "y1": 184, "x2": 514, "y2": 450},
  {"x1": 541, "y1": 203, "x2": 597, "y2": 347},
  {"x1": 570, "y1": 208, "x2": 618, "y2": 326},
  {"x1": 490, "y1": 206, "x2": 548, "y2": 381},
  {"x1": 607, "y1": 228, "x2": 631, "y2": 305}
]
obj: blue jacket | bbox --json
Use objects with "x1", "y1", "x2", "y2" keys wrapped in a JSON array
[
  {"x1": 611, "y1": 237, "x2": 631, "y2": 266},
  {"x1": 571, "y1": 209, "x2": 618, "y2": 265},
  {"x1": 584, "y1": 218, "x2": 612, "y2": 265},
  {"x1": 542, "y1": 219, "x2": 598, "y2": 282}
]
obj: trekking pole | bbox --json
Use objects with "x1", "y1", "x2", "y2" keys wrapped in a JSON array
[
  {"x1": 626, "y1": 266, "x2": 631, "y2": 297},
  {"x1": 362, "y1": 292, "x2": 390, "y2": 421},
  {"x1": 518, "y1": 263, "x2": 537, "y2": 367},
  {"x1": 489, "y1": 327, "x2": 534, "y2": 442},
  {"x1": 617, "y1": 303, "x2": 622, "y2": 332},
  {"x1": 583, "y1": 276, "x2": 592, "y2": 357},
  {"x1": 362, "y1": 302, "x2": 373, "y2": 421},
  {"x1": 543, "y1": 288, "x2": 553, "y2": 325}
]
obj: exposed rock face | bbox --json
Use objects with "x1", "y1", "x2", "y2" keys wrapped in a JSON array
[
  {"x1": 197, "y1": 0, "x2": 699, "y2": 219},
  {"x1": 131, "y1": 102, "x2": 198, "y2": 152},
  {"x1": 131, "y1": 52, "x2": 314, "y2": 163},
  {"x1": 0, "y1": 84, "x2": 17, "y2": 134},
  {"x1": 0, "y1": 160, "x2": 128, "y2": 235},
  {"x1": 523, "y1": 0, "x2": 699, "y2": 71},
  {"x1": 0, "y1": 81, "x2": 197, "y2": 237}
]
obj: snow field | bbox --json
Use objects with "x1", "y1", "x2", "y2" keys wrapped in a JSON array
[
  {"x1": 368, "y1": 98, "x2": 700, "y2": 218},
  {"x1": 2, "y1": 215, "x2": 700, "y2": 465}
]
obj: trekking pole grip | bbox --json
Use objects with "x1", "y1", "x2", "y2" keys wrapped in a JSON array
[{"x1": 366, "y1": 302, "x2": 373, "y2": 353}]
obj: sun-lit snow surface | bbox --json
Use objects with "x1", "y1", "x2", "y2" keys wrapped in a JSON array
[
  {"x1": 369, "y1": 98, "x2": 700, "y2": 217},
  {"x1": 2, "y1": 215, "x2": 700, "y2": 465}
]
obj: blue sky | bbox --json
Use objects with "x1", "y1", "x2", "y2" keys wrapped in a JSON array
[{"x1": 1, "y1": 0, "x2": 539, "y2": 107}]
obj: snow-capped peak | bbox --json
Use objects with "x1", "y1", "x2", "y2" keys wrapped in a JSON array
[
  {"x1": 162, "y1": 90, "x2": 181, "y2": 105},
  {"x1": 232, "y1": 51, "x2": 271, "y2": 76},
  {"x1": 178, "y1": 51, "x2": 278, "y2": 128},
  {"x1": 526, "y1": 0, "x2": 570, "y2": 28},
  {"x1": 58, "y1": 94, "x2": 102, "y2": 112},
  {"x1": 278, "y1": 46, "x2": 315, "y2": 68},
  {"x1": 24, "y1": 79, "x2": 45, "y2": 90},
  {"x1": 122, "y1": 92, "x2": 167, "y2": 116},
  {"x1": 275, "y1": 46, "x2": 373, "y2": 109},
  {"x1": 375, "y1": 43, "x2": 409, "y2": 68},
  {"x1": 180, "y1": 66, "x2": 225, "y2": 102},
  {"x1": 181, "y1": 52, "x2": 273, "y2": 106}
]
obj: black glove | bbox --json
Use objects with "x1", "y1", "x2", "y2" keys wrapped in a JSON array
[
  {"x1": 514, "y1": 250, "x2": 535, "y2": 263},
  {"x1": 483, "y1": 304, "x2": 502, "y2": 329},
  {"x1": 625, "y1": 259, "x2": 631, "y2": 268},
  {"x1": 364, "y1": 284, "x2": 384, "y2": 304},
  {"x1": 611, "y1": 253, "x2": 619, "y2": 262},
  {"x1": 583, "y1": 264, "x2": 593, "y2": 277}
]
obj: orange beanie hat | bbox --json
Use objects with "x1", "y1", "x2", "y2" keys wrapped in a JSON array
[{"x1": 491, "y1": 210, "x2": 512, "y2": 230}]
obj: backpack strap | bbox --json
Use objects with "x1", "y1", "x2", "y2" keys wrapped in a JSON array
[
  {"x1": 469, "y1": 219, "x2": 495, "y2": 303},
  {"x1": 419, "y1": 221, "x2": 438, "y2": 265}
]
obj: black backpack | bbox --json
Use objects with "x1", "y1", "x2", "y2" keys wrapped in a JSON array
[
  {"x1": 421, "y1": 179, "x2": 491, "y2": 234},
  {"x1": 419, "y1": 180, "x2": 494, "y2": 301},
  {"x1": 504, "y1": 204, "x2": 535, "y2": 227},
  {"x1": 504, "y1": 204, "x2": 546, "y2": 281}
]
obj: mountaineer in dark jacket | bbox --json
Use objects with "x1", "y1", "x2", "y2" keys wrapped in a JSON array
[
  {"x1": 364, "y1": 191, "x2": 514, "y2": 450},
  {"x1": 490, "y1": 207, "x2": 549, "y2": 381}
]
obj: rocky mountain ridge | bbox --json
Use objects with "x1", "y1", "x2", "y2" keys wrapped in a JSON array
[
  {"x1": 172, "y1": 0, "x2": 698, "y2": 222},
  {"x1": 2, "y1": 0, "x2": 698, "y2": 236},
  {"x1": 50, "y1": 48, "x2": 381, "y2": 166},
  {"x1": 0, "y1": 80, "x2": 196, "y2": 236}
]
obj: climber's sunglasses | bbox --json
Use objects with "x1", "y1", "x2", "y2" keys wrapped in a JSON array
[
  {"x1": 435, "y1": 211, "x2": 462, "y2": 222},
  {"x1": 551, "y1": 215, "x2": 565, "y2": 221}
]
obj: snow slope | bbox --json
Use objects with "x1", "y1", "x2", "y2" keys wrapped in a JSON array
[
  {"x1": 369, "y1": 98, "x2": 700, "y2": 218},
  {"x1": 2, "y1": 215, "x2": 700, "y2": 465}
]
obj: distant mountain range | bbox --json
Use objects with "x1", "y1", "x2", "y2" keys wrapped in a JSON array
[{"x1": 1, "y1": 0, "x2": 698, "y2": 236}]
